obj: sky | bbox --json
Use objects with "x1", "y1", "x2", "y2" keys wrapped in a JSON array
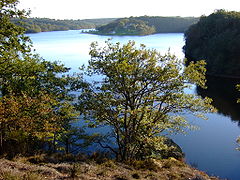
[{"x1": 18, "y1": 0, "x2": 240, "y2": 20}]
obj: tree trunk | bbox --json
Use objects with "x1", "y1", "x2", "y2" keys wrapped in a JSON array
[
  {"x1": 65, "y1": 138, "x2": 69, "y2": 154},
  {"x1": 53, "y1": 133, "x2": 56, "y2": 153}
]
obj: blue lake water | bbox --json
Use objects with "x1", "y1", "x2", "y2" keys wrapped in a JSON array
[{"x1": 28, "y1": 30, "x2": 240, "y2": 180}]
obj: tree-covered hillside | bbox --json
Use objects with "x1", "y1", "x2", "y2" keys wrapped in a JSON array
[
  {"x1": 90, "y1": 16, "x2": 199, "y2": 35},
  {"x1": 12, "y1": 18, "x2": 117, "y2": 33},
  {"x1": 184, "y1": 10, "x2": 240, "y2": 77}
]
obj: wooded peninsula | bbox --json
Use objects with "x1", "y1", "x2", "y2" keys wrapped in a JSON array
[{"x1": 89, "y1": 16, "x2": 199, "y2": 35}]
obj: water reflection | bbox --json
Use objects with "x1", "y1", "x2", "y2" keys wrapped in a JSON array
[{"x1": 196, "y1": 75, "x2": 240, "y2": 124}]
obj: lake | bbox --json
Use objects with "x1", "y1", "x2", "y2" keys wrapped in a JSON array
[{"x1": 28, "y1": 30, "x2": 240, "y2": 180}]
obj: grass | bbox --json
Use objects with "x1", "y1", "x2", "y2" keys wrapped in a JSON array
[
  {"x1": 0, "y1": 170, "x2": 44, "y2": 180},
  {"x1": 0, "y1": 155, "x2": 219, "y2": 180}
]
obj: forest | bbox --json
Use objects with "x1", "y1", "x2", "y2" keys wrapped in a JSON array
[
  {"x1": 90, "y1": 16, "x2": 199, "y2": 35},
  {"x1": 184, "y1": 10, "x2": 240, "y2": 77},
  {"x1": 12, "y1": 17, "x2": 116, "y2": 33}
]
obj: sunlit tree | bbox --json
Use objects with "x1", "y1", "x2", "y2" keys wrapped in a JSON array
[
  {"x1": 0, "y1": 0, "x2": 81, "y2": 156},
  {"x1": 77, "y1": 41, "x2": 215, "y2": 161}
]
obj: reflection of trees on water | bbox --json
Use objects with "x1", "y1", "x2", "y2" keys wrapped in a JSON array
[{"x1": 196, "y1": 75, "x2": 240, "y2": 125}]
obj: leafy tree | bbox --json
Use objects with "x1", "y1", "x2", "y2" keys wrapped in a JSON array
[
  {"x1": 0, "y1": 0, "x2": 83, "y2": 156},
  {"x1": 0, "y1": 93, "x2": 62, "y2": 154},
  {"x1": 184, "y1": 10, "x2": 240, "y2": 77},
  {"x1": 77, "y1": 41, "x2": 215, "y2": 161}
]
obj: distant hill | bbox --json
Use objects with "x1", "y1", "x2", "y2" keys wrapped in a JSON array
[
  {"x1": 12, "y1": 18, "x2": 117, "y2": 33},
  {"x1": 89, "y1": 16, "x2": 199, "y2": 35}
]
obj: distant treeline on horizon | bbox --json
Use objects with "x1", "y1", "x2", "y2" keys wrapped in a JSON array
[
  {"x1": 11, "y1": 17, "x2": 117, "y2": 33},
  {"x1": 94, "y1": 16, "x2": 199, "y2": 35},
  {"x1": 12, "y1": 16, "x2": 199, "y2": 34}
]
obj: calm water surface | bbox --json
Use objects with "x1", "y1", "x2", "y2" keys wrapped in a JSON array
[{"x1": 28, "y1": 30, "x2": 240, "y2": 180}]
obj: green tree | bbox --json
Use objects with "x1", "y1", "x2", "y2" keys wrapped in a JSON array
[
  {"x1": 77, "y1": 41, "x2": 215, "y2": 161},
  {"x1": 0, "y1": 0, "x2": 82, "y2": 156}
]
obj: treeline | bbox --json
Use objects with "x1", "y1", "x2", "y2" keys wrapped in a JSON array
[
  {"x1": 12, "y1": 18, "x2": 116, "y2": 33},
  {"x1": 184, "y1": 10, "x2": 240, "y2": 77},
  {"x1": 91, "y1": 16, "x2": 199, "y2": 35}
]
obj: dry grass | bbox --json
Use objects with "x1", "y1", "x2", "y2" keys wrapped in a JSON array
[{"x1": 0, "y1": 157, "x2": 220, "y2": 180}]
